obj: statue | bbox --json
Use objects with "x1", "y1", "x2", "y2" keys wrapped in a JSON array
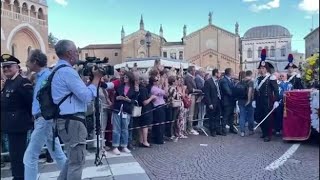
[
  {"x1": 208, "y1": 12, "x2": 212, "y2": 25},
  {"x1": 235, "y1": 22, "x2": 239, "y2": 35}
]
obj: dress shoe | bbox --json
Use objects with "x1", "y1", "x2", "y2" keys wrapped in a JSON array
[
  {"x1": 249, "y1": 131, "x2": 254, "y2": 135},
  {"x1": 229, "y1": 129, "x2": 237, "y2": 134},
  {"x1": 211, "y1": 131, "x2": 217, "y2": 137},
  {"x1": 260, "y1": 135, "x2": 266, "y2": 139},
  {"x1": 264, "y1": 137, "x2": 271, "y2": 142},
  {"x1": 139, "y1": 143, "x2": 151, "y2": 148}
]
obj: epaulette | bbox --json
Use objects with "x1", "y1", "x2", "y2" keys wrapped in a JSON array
[{"x1": 270, "y1": 75, "x2": 277, "y2": 80}]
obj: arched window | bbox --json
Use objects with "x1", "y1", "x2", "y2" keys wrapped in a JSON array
[
  {"x1": 3, "y1": 0, "x2": 11, "y2": 11},
  {"x1": 11, "y1": 44, "x2": 16, "y2": 57},
  {"x1": 281, "y1": 46, "x2": 286, "y2": 57},
  {"x1": 247, "y1": 48, "x2": 252, "y2": 58},
  {"x1": 270, "y1": 46, "x2": 275, "y2": 57},
  {"x1": 38, "y1": 8, "x2": 44, "y2": 19},
  {"x1": 264, "y1": 46, "x2": 269, "y2": 57},
  {"x1": 13, "y1": 0, "x2": 20, "y2": 13},
  {"x1": 30, "y1": 5, "x2": 36, "y2": 18},
  {"x1": 22, "y1": 2, "x2": 28, "y2": 15},
  {"x1": 258, "y1": 47, "x2": 262, "y2": 58},
  {"x1": 27, "y1": 46, "x2": 32, "y2": 57}
]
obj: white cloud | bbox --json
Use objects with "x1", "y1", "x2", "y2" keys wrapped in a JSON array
[
  {"x1": 54, "y1": 0, "x2": 68, "y2": 7},
  {"x1": 298, "y1": 0, "x2": 319, "y2": 13},
  {"x1": 243, "y1": 0, "x2": 258, "y2": 2},
  {"x1": 249, "y1": 0, "x2": 280, "y2": 12}
]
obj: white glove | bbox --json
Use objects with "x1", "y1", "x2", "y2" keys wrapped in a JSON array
[
  {"x1": 252, "y1": 101, "x2": 256, "y2": 108},
  {"x1": 273, "y1": 101, "x2": 279, "y2": 109},
  {"x1": 236, "y1": 104, "x2": 240, "y2": 113}
]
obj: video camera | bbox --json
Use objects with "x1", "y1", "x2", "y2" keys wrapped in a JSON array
[{"x1": 76, "y1": 57, "x2": 114, "y2": 77}]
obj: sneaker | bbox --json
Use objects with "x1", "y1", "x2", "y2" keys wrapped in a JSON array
[
  {"x1": 249, "y1": 131, "x2": 254, "y2": 135},
  {"x1": 275, "y1": 131, "x2": 281, "y2": 136},
  {"x1": 179, "y1": 135, "x2": 188, "y2": 139},
  {"x1": 190, "y1": 129, "x2": 199, "y2": 135},
  {"x1": 122, "y1": 147, "x2": 131, "y2": 153},
  {"x1": 112, "y1": 148, "x2": 121, "y2": 155},
  {"x1": 240, "y1": 132, "x2": 245, "y2": 137}
]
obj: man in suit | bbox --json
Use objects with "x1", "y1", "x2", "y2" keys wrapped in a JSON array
[
  {"x1": 194, "y1": 69, "x2": 206, "y2": 128},
  {"x1": 220, "y1": 68, "x2": 237, "y2": 135},
  {"x1": 184, "y1": 66, "x2": 202, "y2": 135},
  {"x1": 203, "y1": 69, "x2": 222, "y2": 136}
]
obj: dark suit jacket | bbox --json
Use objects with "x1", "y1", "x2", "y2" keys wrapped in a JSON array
[
  {"x1": 203, "y1": 78, "x2": 220, "y2": 110},
  {"x1": 219, "y1": 76, "x2": 235, "y2": 106},
  {"x1": 184, "y1": 73, "x2": 197, "y2": 94}
]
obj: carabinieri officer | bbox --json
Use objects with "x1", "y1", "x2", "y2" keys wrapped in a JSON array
[{"x1": 1, "y1": 54, "x2": 33, "y2": 180}]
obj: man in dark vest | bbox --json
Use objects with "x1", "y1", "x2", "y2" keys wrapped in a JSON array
[
  {"x1": 1, "y1": 54, "x2": 33, "y2": 180},
  {"x1": 285, "y1": 54, "x2": 304, "y2": 89},
  {"x1": 253, "y1": 49, "x2": 280, "y2": 142}
]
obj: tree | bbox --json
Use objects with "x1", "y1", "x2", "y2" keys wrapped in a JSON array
[{"x1": 48, "y1": 32, "x2": 58, "y2": 46}]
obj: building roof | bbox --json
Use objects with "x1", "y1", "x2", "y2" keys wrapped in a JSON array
[
  {"x1": 243, "y1": 25, "x2": 291, "y2": 39},
  {"x1": 164, "y1": 42, "x2": 183, "y2": 46},
  {"x1": 81, "y1": 44, "x2": 121, "y2": 49},
  {"x1": 304, "y1": 26, "x2": 319, "y2": 39},
  {"x1": 184, "y1": 24, "x2": 237, "y2": 40}
]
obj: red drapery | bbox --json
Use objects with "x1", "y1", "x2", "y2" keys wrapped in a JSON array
[{"x1": 283, "y1": 90, "x2": 312, "y2": 141}]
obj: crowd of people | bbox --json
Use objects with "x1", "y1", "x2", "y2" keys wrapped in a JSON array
[{"x1": 0, "y1": 40, "x2": 307, "y2": 180}]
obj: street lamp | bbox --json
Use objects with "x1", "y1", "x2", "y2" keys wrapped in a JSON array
[{"x1": 145, "y1": 31, "x2": 151, "y2": 57}]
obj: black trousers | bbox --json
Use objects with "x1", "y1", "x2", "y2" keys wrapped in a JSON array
[
  {"x1": 256, "y1": 100, "x2": 272, "y2": 137},
  {"x1": 7, "y1": 132, "x2": 27, "y2": 180},
  {"x1": 207, "y1": 104, "x2": 221, "y2": 133},
  {"x1": 222, "y1": 105, "x2": 235, "y2": 131},
  {"x1": 153, "y1": 106, "x2": 165, "y2": 144}
]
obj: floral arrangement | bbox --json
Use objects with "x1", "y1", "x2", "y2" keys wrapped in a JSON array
[
  {"x1": 310, "y1": 90, "x2": 319, "y2": 132},
  {"x1": 301, "y1": 53, "x2": 319, "y2": 88}
]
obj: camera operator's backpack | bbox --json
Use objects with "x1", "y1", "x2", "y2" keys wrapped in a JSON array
[
  {"x1": 232, "y1": 81, "x2": 248, "y2": 100},
  {"x1": 37, "y1": 64, "x2": 72, "y2": 120}
]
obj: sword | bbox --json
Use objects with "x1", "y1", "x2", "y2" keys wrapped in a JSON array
[{"x1": 254, "y1": 100, "x2": 282, "y2": 131}]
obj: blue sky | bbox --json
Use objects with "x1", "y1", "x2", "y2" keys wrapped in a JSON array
[{"x1": 48, "y1": 0, "x2": 319, "y2": 53}]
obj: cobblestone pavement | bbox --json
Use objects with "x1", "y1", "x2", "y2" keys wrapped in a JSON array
[{"x1": 132, "y1": 132, "x2": 319, "y2": 180}]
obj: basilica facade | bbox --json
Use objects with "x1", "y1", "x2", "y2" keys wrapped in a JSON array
[
  {"x1": 80, "y1": 13, "x2": 241, "y2": 73},
  {"x1": 1, "y1": 0, "x2": 56, "y2": 69}
]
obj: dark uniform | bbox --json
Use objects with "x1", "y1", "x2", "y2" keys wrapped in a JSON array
[
  {"x1": 254, "y1": 49, "x2": 280, "y2": 142},
  {"x1": 285, "y1": 54, "x2": 304, "y2": 89},
  {"x1": 254, "y1": 74, "x2": 280, "y2": 141},
  {"x1": 287, "y1": 73, "x2": 304, "y2": 89},
  {"x1": 0, "y1": 54, "x2": 33, "y2": 180}
]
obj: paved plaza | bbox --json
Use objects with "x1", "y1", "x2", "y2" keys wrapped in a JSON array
[{"x1": 1, "y1": 131, "x2": 319, "y2": 180}]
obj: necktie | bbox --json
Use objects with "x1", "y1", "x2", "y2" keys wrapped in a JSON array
[{"x1": 215, "y1": 80, "x2": 221, "y2": 100}]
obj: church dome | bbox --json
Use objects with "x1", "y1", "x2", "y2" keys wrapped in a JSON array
[{"x1": 243, "y1": 25, "x2": 291, "y2": 39}]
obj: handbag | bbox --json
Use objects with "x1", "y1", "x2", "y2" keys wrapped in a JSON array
[
  {"x1": 172, "y1": 99, "x2": 182, "y2": 108},
  {"x1": 182, "y1": 96, "x2": 192, "y2": 108},
  {"x1": 131, "y1": 100, "x2": 142, "y2": 117}
]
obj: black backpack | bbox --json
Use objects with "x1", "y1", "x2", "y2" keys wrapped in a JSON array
[
  {"x1": 232, "y1": 81, "x2": 248, "y2": 100},
  {"x1": 37, "y1": 64, "x2": 72, "y2": 120}
]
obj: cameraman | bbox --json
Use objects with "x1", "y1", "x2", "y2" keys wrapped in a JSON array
[{"x1": 52, "y1": 40, "x2": 103, "y2": 180}]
